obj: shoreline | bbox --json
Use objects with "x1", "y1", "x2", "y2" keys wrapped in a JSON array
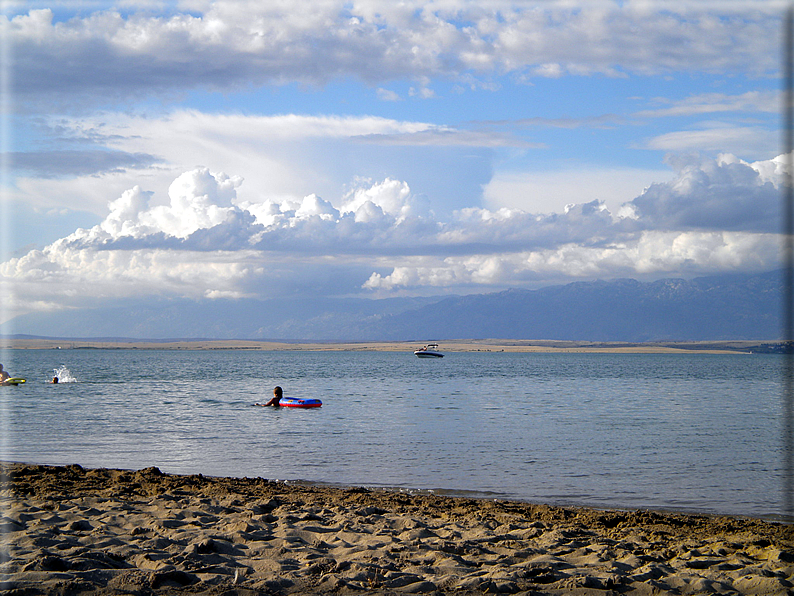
[
  {"x1": 2, "y1": 463, "x2": 792, "y2": 595},
  {"x1": 2, "y1": 337, "x2": 780, "y2": 354}
]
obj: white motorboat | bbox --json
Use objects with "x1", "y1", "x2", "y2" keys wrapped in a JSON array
[{"x1": 414, "y1": 343, "x2": 444, "y2": 358}]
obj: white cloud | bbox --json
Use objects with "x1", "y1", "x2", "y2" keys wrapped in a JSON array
[
  {"x1": 531, "y1": 63, "x2": 564, "y2": 79},
  {"x1": 376, "y1": 88, "x2": 402, "y2": 101},
  {"x1": 11, "y1": 110, "x2": 520, "y2": 218},
  {"x1": 409, "y1": 85, "x2": 436, "y2": 99},
  {"x1": 363, "y1": 230, "x2": 781, "y2": 291},
  {"x1": 3, "y1": 1, "x2": 784, "y2": 335},
  {"x1": 99, "y1": 185, "x2": 152, "y2": 238},
  {"x1": 644, "y1": 124, "x2": 778, "y2": 158},
  {"x1": 295, "y1": 194, "x2": 339, "y2": 221},
  {"x1": 340, "y1": 178, "x2": 420, "y2": 221},
  {"x1": 7, "y1": 2, "x2": 782, "y2": 107},
  {"x1": 53, "y1": 168, "x2": 440, "y2": 253},
  {"x1": 626, "y1": 152, "x2": 783, "y2": 233},
  {"x1": 2, "y1": 150, "x2": 786, "y2": 319},
  {"x1": 95, "y1": 168, "x2": 242, "y2": 239},
  {"x1": 635, "y1": 91, "x2": 779, "y2": 118},
  {"x1": 0, "y1": 245, "x2": 261, "y2": 316}
]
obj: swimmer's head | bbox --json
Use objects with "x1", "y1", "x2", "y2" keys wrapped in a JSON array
[{"x1": 274, "y1": 386, "x2": 283, "y2": 397}]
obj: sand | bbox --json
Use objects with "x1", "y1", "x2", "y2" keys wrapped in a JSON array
[
  {"x1": 3, "y1": 338, "x2": 776, "y2": 354},
  {"x1": 0, "y1": 463, "x2": 791, "y2": 595}
]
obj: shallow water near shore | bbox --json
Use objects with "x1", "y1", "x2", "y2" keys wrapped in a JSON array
[{"x1": 0, "y1": 348, "x2": 785, "y2": 519}]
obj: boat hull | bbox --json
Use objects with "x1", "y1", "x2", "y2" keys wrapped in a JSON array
[{"x1": 414, "y1": 351, "x2": 443, "y2": 358}]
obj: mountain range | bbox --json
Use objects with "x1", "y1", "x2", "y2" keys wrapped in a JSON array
[{"x1": 2, "y1": 270, "x2": 783, "y2": 342}]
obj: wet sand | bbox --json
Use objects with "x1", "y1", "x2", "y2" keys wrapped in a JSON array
[{"x1": 1, "y1": 463, "x2": 791, "y2": 595}]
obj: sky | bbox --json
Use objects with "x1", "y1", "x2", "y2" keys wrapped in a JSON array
[{"x1": 0, "y1": 0, "x2": 788, "y2": 329}]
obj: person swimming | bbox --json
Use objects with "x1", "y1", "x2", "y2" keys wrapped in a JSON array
[
  {"x1": 51, "y1": 377, "x2": 59, "y2": 384},
  {"x1": 263, "y1": 386, "x2": 283, "y2": 407},
  {"x1": 0, "y1": 364, "x2": 10, "y2": 385}
]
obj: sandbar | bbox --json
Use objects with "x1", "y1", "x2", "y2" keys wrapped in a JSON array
[{"x1": 2, "y1": 338, "x2": 778, "y2": 354}]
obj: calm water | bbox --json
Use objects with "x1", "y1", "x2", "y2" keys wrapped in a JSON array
[{"x1": 0, "y1": 348, "x2": 785, "y2": 520}]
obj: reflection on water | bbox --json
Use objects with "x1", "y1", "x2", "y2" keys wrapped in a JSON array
[{"x1": 1, "y1": 349, "x2": 784, "y2": 519}]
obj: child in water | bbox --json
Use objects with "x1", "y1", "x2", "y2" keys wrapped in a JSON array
[{"x1": 263, "y1": 386, "x2": 283, "y2": 406}]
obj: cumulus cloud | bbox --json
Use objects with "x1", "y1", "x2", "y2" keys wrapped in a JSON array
[
  {"x1": 6, "y1": 2, "x2": 781, "y2": 107},
  {"x1": 340, "y1": 178, "x2": 419, "y2": 221},
  {"x1": 1, "y1": 151, "x2": 785, "y2": 317},
  {"x1": 625, "y1": 153, "x2": 783, "y2": 233},
  {"x1": 69, "y1": 168, "x2": 243, "y2": 243},
  {"x1": 66, "y1": 170, "x2": 631, "y2": 256},
  {"x1": 361, "y1": 152, "x2": 786, "y2": 291}
]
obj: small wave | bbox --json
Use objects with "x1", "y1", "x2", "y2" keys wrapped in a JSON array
[{"x1": 52, "y1": 365, "x2": 77, "y2": 383}]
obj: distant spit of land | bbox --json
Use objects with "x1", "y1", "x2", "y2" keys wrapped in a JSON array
[{"x1": 2, "y1": 337, "x2": 784, "y2": 354}]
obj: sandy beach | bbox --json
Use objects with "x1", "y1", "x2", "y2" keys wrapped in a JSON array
[{"x1": 1, "y1": 463, "x2": 791, "y2": 595}]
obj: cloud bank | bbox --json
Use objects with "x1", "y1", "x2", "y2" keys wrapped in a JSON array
[
  {"x1": 2, "y1": 1, "x2": 785, "y2": 329},
  {"x1": 1, "y1": 152, "x2": 784, "y2": 320},
  {"x1": 7, "y1": 1, "x2": 781, "y2": 107}
]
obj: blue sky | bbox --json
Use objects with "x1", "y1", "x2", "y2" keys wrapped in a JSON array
[{"x1": 0, "y1": 0, "x2": 787, "y2": 328}]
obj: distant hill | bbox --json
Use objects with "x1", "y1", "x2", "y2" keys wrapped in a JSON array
[
  {"x1": 0, "y1": 296, "x2": 440, "y2": 341},
  {"x1": 359, "y1": 270, "x2": 782, "y2": 342},
  {"x1": 1, "y1": 270, "x2": 782, "y2": 341}
]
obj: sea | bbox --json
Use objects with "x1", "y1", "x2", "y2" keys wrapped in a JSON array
[{"x1": 0, "y1": 348, "x2": 787, "y2": 521}]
